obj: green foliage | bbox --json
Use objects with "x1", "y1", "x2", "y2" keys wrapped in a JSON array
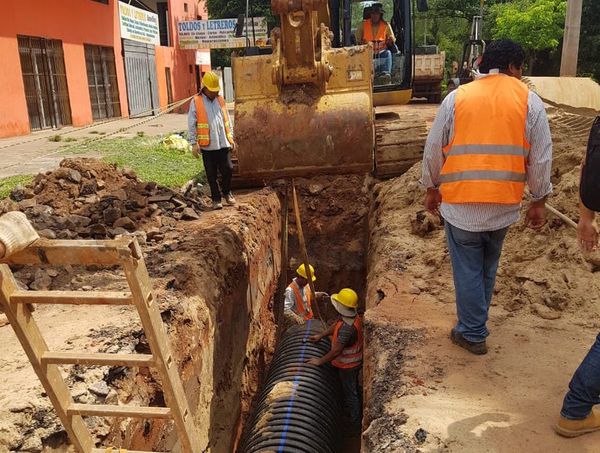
[
  {"x1": 62, "y1": 137, "x2": 205, "y2": 188},
  {"x1": 579, "y1": 0, "x2": 600, "y2": 81},
  {"x1": 491, "y1": 0, "x2": 566, "y2": 52},
  {"x1": 0, "y1": 175, "x2": 34, "y2": 199}
]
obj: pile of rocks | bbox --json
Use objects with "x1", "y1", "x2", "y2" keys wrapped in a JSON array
[{"x1": 1, "y1": 158, "x2": 207, "y2": 244}]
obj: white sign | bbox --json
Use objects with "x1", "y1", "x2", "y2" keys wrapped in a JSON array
[
  {"x1": 119, "y1": 2, "x2": 160, "y2": 45},
  {"x1": 178, "y1": 17, "x2": 268, "y2": 49},
  {"x1": 196, "y1": 50, "x2": 211, "y2": 66}
]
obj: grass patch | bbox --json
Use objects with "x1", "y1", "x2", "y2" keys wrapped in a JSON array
[
  {"x1": 62, "y1": 136, "x2": 204, "y2": 188},
  {"x1": 48, "y1": 135, "x2": 62, "y2": 142},
  {"x1": 63, "y1": 137, "x2": 78, "y2": 142},
  {"x1": 0, "y1": 174, "x2": 34, "y2": 199}
]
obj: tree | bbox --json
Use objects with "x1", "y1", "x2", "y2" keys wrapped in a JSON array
[
  {"x1": 578, "y1": 0, "x2": 600, "y2": 80},
  {"x1": 490, "y1": 0, "x2": 566, "y2": 73}
]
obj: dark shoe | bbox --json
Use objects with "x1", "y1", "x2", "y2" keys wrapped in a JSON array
[{"x1": 450, "y1": 328, "x2": 487, "y2": 355}]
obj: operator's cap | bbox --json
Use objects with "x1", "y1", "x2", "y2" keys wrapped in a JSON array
[
  {"x1": 371, "y1": 3, "x2": 384, "y2": 14},
  {"x1": 202, "y1": 71, "x2": 220, "y2": 92}
]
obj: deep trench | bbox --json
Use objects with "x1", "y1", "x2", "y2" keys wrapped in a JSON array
[{"x1": 238, "y1": 174, "x2": 371, "y2": 453}]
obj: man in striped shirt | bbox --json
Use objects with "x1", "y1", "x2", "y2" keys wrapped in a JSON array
[{"x1": 421, "y1": 40, "x2": 553, "y2": 355}]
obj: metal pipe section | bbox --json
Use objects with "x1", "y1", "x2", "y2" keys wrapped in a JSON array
[{"x1": 240, "y1": 320, "x2": 342, "y2": 453}]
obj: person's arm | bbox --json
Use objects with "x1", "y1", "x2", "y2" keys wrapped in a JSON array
[
  {"x1": 188, "y1": 99, "x2": 199, "y2": 158},
  {"x1": 421, "y1": 91, "x2": 455, "y2": 215},
  {"x1": 0, "y1": 212, "x2": 40, "y2": 260},
  {"x1": 283, "y1": 287, "x2": 294, "y2": 312},
  {"x1": 578, "y1": 154, "x2": 598, "y2": 251},
  {"x1": 307, "y1": 324, "x2": 354, "y2": 366},
  {"x1": 309, "y1": 321, "x2": 336, "y2": 342},
  {"x1": 386, "y1": 22, "x2": 396, "y2": 44},
  {"x1": 355, "y1": 22, "x2": 365, "y2": 44},
  {"x1": 524, "y1": 92, "x2": 553, "y2": 231}
]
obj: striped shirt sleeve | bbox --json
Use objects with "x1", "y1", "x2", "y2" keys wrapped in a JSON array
[{"x1": 525, "y1": 91, "x2": 553, "y2": 201}]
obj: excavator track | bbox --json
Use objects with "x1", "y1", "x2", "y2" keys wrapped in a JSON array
[{"x1": 374, "y1": 104, "x2": 436, "y2": 179}]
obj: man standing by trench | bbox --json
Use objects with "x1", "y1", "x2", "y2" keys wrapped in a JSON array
[
  {"x1": 421, "y1": 39, "x2": 553, "y2": 355},
  {"x1": 188, "y1": 71, "x2": 237, "y2": 210}
]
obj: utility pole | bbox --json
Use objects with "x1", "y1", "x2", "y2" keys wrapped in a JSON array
[{"x1": 560, "y1": 0, "x2": 583, "y2": 77}]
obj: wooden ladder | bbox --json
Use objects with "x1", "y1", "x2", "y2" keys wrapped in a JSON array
[{"x1": 0, "y1": 237, "x2": 200, "y2": 453}]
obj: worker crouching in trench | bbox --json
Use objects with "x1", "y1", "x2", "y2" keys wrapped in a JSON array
[
  {"x1": 305, "y1": 288, "x2": 363, "y2": 434},
  {"x1": 283, "y1": 263, "x2": 329, "y2": 329}
]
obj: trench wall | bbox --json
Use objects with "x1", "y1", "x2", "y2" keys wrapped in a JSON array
[{"x1": 104, "y1": 189, "x2": 282, "y2": 452}]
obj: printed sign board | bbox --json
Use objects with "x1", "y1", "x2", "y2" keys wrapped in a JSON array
[
  {"x1": 178, "y1": 17, "x2": 268, "y2": 49},
  {"x1": 119, "y1": 2, "x2": 160, "y2": 45}
]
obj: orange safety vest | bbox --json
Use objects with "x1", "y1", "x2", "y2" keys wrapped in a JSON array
[
  {"x1": 332, "y1": 316, "x2": 363, "y2": 369},
  {"x1": 363, "y1": 19, "x2": 388, "y2": 53},
  {"x1": 440, "y1": 74, "x2": 530, "y2": 204},
  {"x1": 194, "y1": 94, "x2": 234, "y2": 148},
  {"x1": 288, "y1": 280, "x2": 313, "y2": 320}
]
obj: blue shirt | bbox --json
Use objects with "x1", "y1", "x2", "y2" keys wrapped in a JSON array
[{"x1": 187, "y1": 93, "x2": 233, "y2": 151}]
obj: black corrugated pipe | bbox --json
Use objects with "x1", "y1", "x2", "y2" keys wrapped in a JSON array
[{"x1": 240, "y1": 320, "x2": 342, "y2": 453}]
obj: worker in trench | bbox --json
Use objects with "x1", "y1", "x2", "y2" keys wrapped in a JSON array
[
  {"x1": 555, "y1": 118, "x2": 600, "y2": 438},
  {"x1": 283, "y1": 263, "x2": 329, "y2": 328},
  {"x1": 188, "y1": 71, "x2": 237, "y2": 211},
  {"x1": 305, "y1": 288, "x2": 363, "y2": 432},
  {"x1": 421, "y1": 39, "x2": 553, "y2": 355}
]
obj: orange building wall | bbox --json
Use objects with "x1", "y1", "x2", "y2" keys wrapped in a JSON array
[{"x1": 0, "y1": 0, "x2": 128, "y2": 138}]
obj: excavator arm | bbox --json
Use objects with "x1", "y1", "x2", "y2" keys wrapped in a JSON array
[{"x1": 231, "y1": 0, "x2": 374, "y2": 187}]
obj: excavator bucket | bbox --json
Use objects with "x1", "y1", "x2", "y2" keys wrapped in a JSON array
[{"x1": 231, "y1": 45, "x2": 374, "y2": 187}]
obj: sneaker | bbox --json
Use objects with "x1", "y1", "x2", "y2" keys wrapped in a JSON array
[
  {"x1": 212, "y1": 200, "x2": 223, "y2": 210},
  {"x1": 224, "y1": 193, "x2": 236, "y2": 206},
  {"x1": 555, "y1": 409, "x2": 600, "y2": 438},
  {"x1": 450, "y1": 328, "x2": 488, "y2": 355}
]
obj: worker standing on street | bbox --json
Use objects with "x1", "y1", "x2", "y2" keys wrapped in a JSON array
[
  {"x1": 555, "y1": 117, "x2": 600, "y2": 438},
  {"x1": 421, "y1": 39, "x2": 553, "y2": 355},
  {"x1": 306, "y1": 288, "x2": 363, "y2": 429},
  {"x1": 188, "y1": 71, "x2": 237, "y2": 210}
]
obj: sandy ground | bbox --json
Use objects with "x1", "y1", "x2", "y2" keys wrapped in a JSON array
[{"x1": 364, "y1": 105, "x2": 600, "y2": 452}]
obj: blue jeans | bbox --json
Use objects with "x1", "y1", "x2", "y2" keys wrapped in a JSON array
[
  {"x1": 561, "y1": 333, "x2": 600, "y2": 419},
  {"x1": 373, "y1": 49, "x2": 392, "y2": 75},
  {"x1": 445, "y1": 222, "x2": 508, "y2": 343},
  {"x1": 339, "y1": 366, "x2": 361, "y2": 423}
]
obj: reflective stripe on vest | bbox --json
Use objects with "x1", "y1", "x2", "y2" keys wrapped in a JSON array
[
  {"x1": 194, "y1": 95, "x2": 234, "y2": 148},
  {"x1": 332, "y1": 316, "x2": 363, "y2": 369},
  {"x1": 288, "y1": 280, "x2": 313, "y2": 320},
  {"x1": 440, "y1": 75, "x2": 530, "y2": 205},
  {"x1": 363, "y1": 20, "x2": 387, "y2": 53}
]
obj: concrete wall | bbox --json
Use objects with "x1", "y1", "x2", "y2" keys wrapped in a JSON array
[{"x1": 0, "y1": 0, "x2": 128, "y2": 138}]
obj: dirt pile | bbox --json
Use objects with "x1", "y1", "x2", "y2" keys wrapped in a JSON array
[
  {"x1": 1, "y1": 158, "x2": 207, "y2": 243},
  {"x1": 369, "y1": 110, "x2": 599, "y2": 320}
]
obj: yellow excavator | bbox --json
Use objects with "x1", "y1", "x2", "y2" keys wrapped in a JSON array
[{"x1": 231, "y1": 0, "x2": 429, "y2": 186}]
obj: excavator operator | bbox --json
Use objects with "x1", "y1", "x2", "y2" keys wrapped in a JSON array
[{"x1": 355, "y1": 3, "x2": 396, "y2": 84}]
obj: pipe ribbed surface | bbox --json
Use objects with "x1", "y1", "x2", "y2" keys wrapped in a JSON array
[{"x1": 241, "y1": 320, "x2": 342, "y2": 453}]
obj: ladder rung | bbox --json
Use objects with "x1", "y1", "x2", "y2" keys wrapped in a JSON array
[
  {"x1": 11, "y1": 291, "x2": 133, "y2": 305},
  {"x1": 92, "y1": 450, "x2": 167, "y2": 453},
  {"x1": 68, "y1": 404, "x2": 171, "y2": 419},
  {"x1": 41, "y1": 352, "x2": 154, "y2": 367}
]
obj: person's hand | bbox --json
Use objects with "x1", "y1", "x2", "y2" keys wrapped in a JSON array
[
  {"x1": 305, "y1": 358, "x2": 323, "y2": 366},
  {"x1": 424, "y1": 188, "x2": 442, "y2": 216},
  {"x1": 386, "y1": 37, "x2": 394, "y2": 46},
  {"x1": 308, "y1": 334, "x2": 322, "y2": 343},
  {"x1": 191, "y1": 144, "x2": 200, "y2": 159},
  {"x1": 525, "y1": 201, "x2": 547, "y2": 231},
  {"x1": 577, "y1": 217, "x2": 599, "y2": 252},
  {"x1": 231, "y1": 140, "x2": 238, "y2": 152}
]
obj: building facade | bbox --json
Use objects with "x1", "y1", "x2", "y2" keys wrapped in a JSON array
[{"x1": 0, "y1": 0, "x2": 208, "y2": 139}]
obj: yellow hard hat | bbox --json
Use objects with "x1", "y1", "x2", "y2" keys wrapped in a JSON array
[
  {"x1": 332, "y1": 288, "x2": 358, "y2": 309},
  {"x1": 296, "y1": 263, "x2": 316, "y2": 282},
  {"x1": 202, "y1": 71, "x2": 220, "y2": 92}
]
